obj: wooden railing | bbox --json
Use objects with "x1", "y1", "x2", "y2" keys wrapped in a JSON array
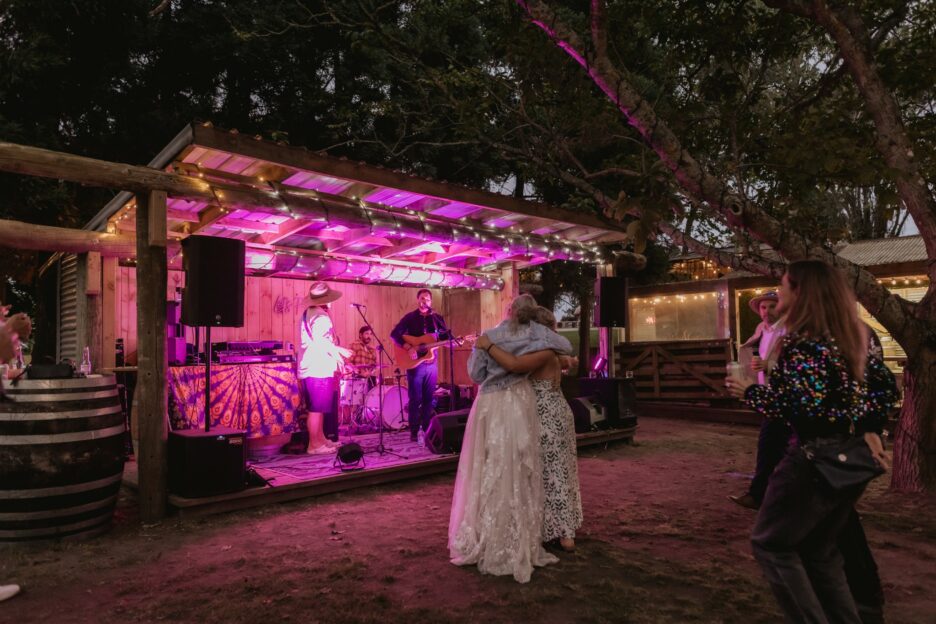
[{"x1": 615, "y1": 339, "x2": 732, "y2": 401}]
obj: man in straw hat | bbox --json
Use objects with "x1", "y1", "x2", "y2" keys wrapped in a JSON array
[
  {"x1": 730, "y1": 290, "x2": 789, "y2": 510},
  {"x1": 298, "y1": 282, "x2": 351, "y2": 454}
]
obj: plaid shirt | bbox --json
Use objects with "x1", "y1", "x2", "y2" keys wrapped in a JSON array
[{"x1": 348, "y1": 340, "x2": 377, "y2": 376}]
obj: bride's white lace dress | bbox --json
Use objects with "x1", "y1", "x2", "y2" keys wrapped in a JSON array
[{"x1": 448, "y1": 379, "x2": 558, "y2": 583}]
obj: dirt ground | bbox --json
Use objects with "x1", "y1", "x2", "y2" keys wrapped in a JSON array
[{"x1": 2, "y1": 417, "x2": 934, "y2": 624}]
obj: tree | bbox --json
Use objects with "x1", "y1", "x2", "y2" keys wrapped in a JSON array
[{"x1": 511, "y1": 0, "x2": 936, "y2": 491}]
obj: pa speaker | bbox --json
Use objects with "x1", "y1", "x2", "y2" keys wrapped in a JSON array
[
  {"x1": 594, "y1": 276, "x2": 628, "y2": 328},
  {"x1": 579, "y1": 377, "x2": 638, "y2": 428},
  {"x1": 168, "y1": 426, "x2": 246, "y2": 498},
  {"x1": 426, "y1": 409, "x2": 470, "y2": 454},
  {"x1": 181, "y1": 235, "x2": 245, "y2": 327}
]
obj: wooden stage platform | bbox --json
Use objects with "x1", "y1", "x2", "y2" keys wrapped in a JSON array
[{"x1": 122, "y1": 426, "x2": 637, "y2": 518}]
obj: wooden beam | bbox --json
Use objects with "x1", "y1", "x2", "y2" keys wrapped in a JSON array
[
  {"x1": 135, "y1": 190, "x2": 169, "y2": 522},
  {"x1": 428, "y1": 245, "x2": 494, "y2": 265},
  {"x1": 0, "y1": 218, "x2": 138, "y2": 255},
  {"x1": 148, "y1": 190, "x2": 168, "y2": 247},
  {"x1": 212, "y1": 217, "x2": 280, "y2": 234},
  {"x1": 189, "y1": 205, "x2": 227, "y2": 235},
  {"x1": 252, "y1": 218, "x2": 314, "y2": 245},
  {"x1": 85, "y1": 251, "x2": 102, "y2": 295},
  {"x1": 166, "y1": 208, "x2": 201, "y2": 223},
  {"x1": 339, "y1": 181, "x2": 377, "y2": 200},
  {"x1": 377, "y1": 239, "x2": 432, "y2": 258}
]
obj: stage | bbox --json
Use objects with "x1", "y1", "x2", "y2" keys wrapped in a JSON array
[{"x1": 121, "y1": 425, "x2": 638, "y2": 518}]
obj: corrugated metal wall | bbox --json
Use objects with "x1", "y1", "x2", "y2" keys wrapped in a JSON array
[{"x1": 58, "y1": 254, "x2": 79, "y2": 363}]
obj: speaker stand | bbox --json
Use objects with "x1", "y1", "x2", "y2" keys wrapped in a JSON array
[{"x1": 204, "y1": 325, "x2": 212, "y2": 433}]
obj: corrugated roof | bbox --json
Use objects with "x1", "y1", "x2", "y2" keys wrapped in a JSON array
[
  {"x1": 671, "y1": 236, "x2": 926, "y2": 269},
  {"x1": 836, "y1": 236, "x2": 926, "y2": 267}
]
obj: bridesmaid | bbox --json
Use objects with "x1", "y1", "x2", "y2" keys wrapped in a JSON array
[{"x1": 477, "y1": 306, "x2": 583, "y2": 552}]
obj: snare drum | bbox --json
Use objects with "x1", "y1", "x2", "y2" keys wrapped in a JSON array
[
  {"x1": 340, "y1": 377, "x2": 369, "y2": 406},
  {"x1": 364, "y1": 385, "x2": 408, "y2": 430}
]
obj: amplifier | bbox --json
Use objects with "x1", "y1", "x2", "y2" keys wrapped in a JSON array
[
  {"x1": 213, "y1": 340, "x2": 283, "y2": 352},
  {"x1": 217, "y1": 354, "x2": 295, "y2": 365},
  {"x1": 168, "y1": 426, "x2": 246, "y2": 498}
]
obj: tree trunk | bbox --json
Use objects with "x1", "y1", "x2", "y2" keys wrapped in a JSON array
[{"x1": 891, "y1": 344, "x2": 936, "y2": 492}]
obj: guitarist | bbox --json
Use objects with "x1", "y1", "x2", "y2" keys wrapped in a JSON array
[{"x1": 391, "y1": 289, "x2": 451, "y2": 443}]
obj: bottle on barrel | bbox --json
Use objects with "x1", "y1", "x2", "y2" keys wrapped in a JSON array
[{"x1": 80, "y1": 346, "x2": 92, "y2": 376}]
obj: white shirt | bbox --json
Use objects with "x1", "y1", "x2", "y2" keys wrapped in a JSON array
[
  {"x1": 298, "y1": 307, "x2": 343, "y2": 379},
  {"x1": 757, "y1": 319, "x2": 786, "y2": 385}
]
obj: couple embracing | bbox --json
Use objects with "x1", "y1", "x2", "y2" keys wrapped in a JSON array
[{"x1": 448, "y1": 294, "x2": 583, "y2": 583}]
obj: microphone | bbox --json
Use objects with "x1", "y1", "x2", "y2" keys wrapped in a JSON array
[{"x1": 350, "y1": 303, "x2": 365, "y2": 308}]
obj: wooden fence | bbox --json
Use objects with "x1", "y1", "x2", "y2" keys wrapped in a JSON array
[{"x1": 615, "y1": 339, "x2": 732, "y2": 401}]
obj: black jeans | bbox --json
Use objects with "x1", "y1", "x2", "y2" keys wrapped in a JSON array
[
  {"x1": 752, "y1": 442, "x2": 865, "y2": 624},
  {"x1": 750, "y1": 418, "x2": 794, "y2": 503}
]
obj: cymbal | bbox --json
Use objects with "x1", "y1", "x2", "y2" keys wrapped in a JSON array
[{"x1": 346, "y1": 363, "x2": 387, "y2": 370}]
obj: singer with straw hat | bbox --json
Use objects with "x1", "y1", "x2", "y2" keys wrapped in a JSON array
[{"x1": 298, "y1": 281, "x2": 351, "y2": 454}]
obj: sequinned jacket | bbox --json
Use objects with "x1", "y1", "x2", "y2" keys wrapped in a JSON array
[{"x1": 743, "y1": 333, "x2": 898, "y2": 443}]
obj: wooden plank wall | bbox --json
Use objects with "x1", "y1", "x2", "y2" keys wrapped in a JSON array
[{"x1": 113, "y1": 269, "x2": 482, "y2": 385}]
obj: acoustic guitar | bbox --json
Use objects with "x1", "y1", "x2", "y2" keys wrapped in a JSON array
[{"x1": 394, "y1": 333, "x2": 478, "y2": 371}]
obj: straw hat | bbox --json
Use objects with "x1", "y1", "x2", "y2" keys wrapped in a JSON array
[
  {"x1": 748, "y1": 291, "x2": 778, "y2": 313},
  {"x1": 305, "y1": 281, "x2": 342, "y2": 306}
]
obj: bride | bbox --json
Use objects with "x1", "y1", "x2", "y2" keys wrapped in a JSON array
[{"x1": 448, "y1": 295, "x2": 572, "y2": 583}]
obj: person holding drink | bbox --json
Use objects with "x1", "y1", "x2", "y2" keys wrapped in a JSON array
[{"x1": 729, "y1": 291, "x2": 789, "y2": 510}]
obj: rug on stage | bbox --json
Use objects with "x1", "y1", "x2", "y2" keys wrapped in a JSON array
[{"x1": 249, "y1": 430, "x2": 447, "y2": 482}]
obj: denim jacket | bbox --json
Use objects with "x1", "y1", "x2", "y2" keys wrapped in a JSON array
[{"x1": 467, "y1": 320, "x2": 573, "y2": 394}]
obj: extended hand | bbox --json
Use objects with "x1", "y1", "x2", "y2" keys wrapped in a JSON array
[
  {"x1": 750, "y1": 356, "x2": 765, "y2": 373},
  {"x1": 476, "y1": 334, "x2": 492, "y2": 350},
  {"x1": 864, "y1": 432, "x2": 890, "y2": 472},
  {"x1": 725, "y1": 377, "x2": 752, "y2": 399}
]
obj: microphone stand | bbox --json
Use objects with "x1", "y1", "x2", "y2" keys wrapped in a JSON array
[{"x1": 351, "y1": 304, "x2": 406, "y2": 459}]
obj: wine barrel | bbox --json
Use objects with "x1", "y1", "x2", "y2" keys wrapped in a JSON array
[{"x1": 0, "y1": 375, "x2": 125, "y2": 541}]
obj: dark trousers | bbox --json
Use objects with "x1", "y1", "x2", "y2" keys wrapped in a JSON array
[
  {"x1": 752, "y1": 443, "x2": 865, "y2": 624},
  {"x1": 840, "y1": 510, "x2": 886, "y2": 624},
  {"x1": 750, "y1": 418, "x2": 795, "y2": 503},
  {"x1": 407, "y1": 362, "x2": 437, "y2": 435}
]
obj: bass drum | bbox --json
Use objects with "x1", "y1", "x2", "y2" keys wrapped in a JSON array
[{"x1": 364, "y1": 385, "x2": 408, "y2": 430}]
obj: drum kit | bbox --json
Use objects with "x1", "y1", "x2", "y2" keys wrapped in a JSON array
[{"x1": 340, "y1": 364, "x2": 408, "y2": 432}]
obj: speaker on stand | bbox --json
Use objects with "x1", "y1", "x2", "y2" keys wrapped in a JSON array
[
  {"x1": 172, "y1": 235, "x2": 247, "y2": 496},
  {"x1": 594, "y1": 276, "x2": 628, "y2": 329}
]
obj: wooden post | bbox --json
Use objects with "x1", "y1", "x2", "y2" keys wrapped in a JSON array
[
  {"x1": 101, "y1": 256, "x2": 118, "y2": 370},
  {"x1": 480, "y1": 264, "x2": 519, "y2": 332},
  {"x1": 136, "y1": 190, "x2": 168, "y2": 521}
]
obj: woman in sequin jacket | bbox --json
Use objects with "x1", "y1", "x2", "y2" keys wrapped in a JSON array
[{"x1": 727, "y1": 260, "x2": 898, "y2": 624}]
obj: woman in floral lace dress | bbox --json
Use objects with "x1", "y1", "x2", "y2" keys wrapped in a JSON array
[{"x1": 478, "y1": 306, "x2": 583, "y2": 552}]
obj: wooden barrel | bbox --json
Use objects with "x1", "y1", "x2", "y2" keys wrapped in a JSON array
[{"x1": 0, "y1": 375, "x2": 125, "y2": 541}]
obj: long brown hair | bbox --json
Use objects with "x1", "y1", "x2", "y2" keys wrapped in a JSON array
[{"x1": 784, "y1": 260, "x2": 868, "y2": 379}]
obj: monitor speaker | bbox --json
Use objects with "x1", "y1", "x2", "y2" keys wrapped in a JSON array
[
  {"x1": 569, "y1": 397, "x2": 606, "y2": 433},
  {"x1": 425, "y1": 409, "x2": 470, "y2": 454},
  {"x1": 594, "y1": 276, "x2": 628, "y2": 328},
  {"x1": 180, "y1": 235, "x2": 245, "y2": 327},
  {"x1": 168, "y1": 427, "x2": 246, "y2": 498},
  {"x1": 579, "y1": 377, "x2": 638, "y2": 428}
]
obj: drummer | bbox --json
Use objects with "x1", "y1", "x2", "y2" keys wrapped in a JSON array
[{"x1": 347, "y1": 326, "x2": 378, "y2": 386}]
